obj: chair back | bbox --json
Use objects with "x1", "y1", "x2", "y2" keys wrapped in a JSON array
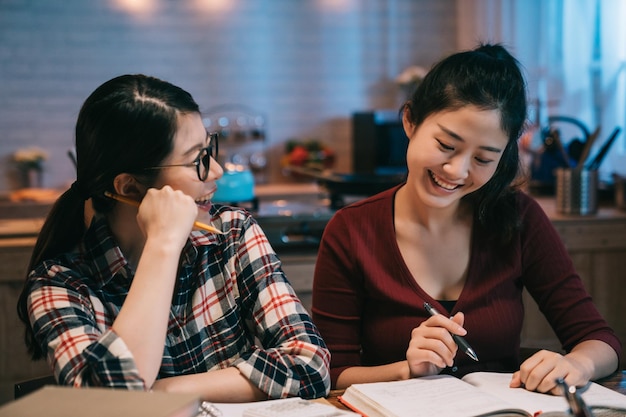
[{"x1": 14, "y1": 375, "x2": 56, "y2": 399}]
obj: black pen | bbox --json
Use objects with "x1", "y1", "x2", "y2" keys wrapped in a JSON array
[{"x1": 423, "y1": 302, "x2": 479, "y2": 362}]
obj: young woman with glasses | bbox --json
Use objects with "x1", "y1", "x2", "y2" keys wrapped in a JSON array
[{"x1": 17, "y1": 74, "x2": 330, "y2": 401}]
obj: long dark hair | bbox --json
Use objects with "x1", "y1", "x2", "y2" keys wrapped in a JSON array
[
  {"x1": 17, "y1": 74, "x2": 201, "y2": 359},
  {"x1": 402, "y1": 43, "x2": 528, "y2": 242}
]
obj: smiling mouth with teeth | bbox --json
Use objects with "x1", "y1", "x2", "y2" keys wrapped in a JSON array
[
  {"x1": 429, "y1": 170, "x2": 461, "y2": 190},
  {"x1": 195, "y1": 195, "x2": 213, "y2": 211}
]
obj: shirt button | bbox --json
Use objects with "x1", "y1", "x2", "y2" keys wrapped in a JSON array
[
  {"x1": 172, "y1": 327, "x2": 181, "y2": 337},
  {"x1": 451, "y1": 366, "x2": 458, "y2": 372}
]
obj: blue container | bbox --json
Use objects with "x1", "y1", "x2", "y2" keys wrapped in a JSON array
[{"x1": 213, "y1": 169, "x2": 255, "y2": 203}]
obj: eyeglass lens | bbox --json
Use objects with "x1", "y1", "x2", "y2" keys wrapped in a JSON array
[{"x1": 198, "y1": 134, "x2": 218, "y2": 181}]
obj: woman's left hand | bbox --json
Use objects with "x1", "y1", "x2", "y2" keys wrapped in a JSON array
[{"x1": 509, "y1": 349, "x2": 589, "y2": 394}]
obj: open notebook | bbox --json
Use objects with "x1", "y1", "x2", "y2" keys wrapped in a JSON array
[
  {"x1": 338, "y1": 372, "x2": 626, "y2": 417},
  {"x1": 206, "y1": 398, "x2": 358, "y2": 417}
]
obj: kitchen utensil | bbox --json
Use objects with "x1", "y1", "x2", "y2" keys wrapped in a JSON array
[
  {"x1": 548, "y1": 115, "x2": 591, "y2": 140},
  {"x1": 576, "y1": 126, "x2": 601, "y2": 169},
  {"x1": 567, "y1": 139, "x2": 585, "y2": 163},
  {"x1": 103, "y1": 191, "x2": 224, "y2": 234},
  {"x1": 586, "y1": 127, "x2": 621, "y2": 170},
  {"x1": 530, "y1": 116, "x2": 593, "y2": 189}
]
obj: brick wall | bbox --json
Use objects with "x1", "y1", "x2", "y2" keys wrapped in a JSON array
[{"x1": 0, "y1": 0, "x2": 457, "y2": 191}]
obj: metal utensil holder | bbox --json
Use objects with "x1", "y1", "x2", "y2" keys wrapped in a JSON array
[{"x1": 555, "y1": 168, "x2": 598, "y2": 215}]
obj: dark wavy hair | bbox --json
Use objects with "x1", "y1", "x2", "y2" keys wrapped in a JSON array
[
  {"x1": 17, "y1": 74, "x2": 200, "y2": 360},
  {"x1": 402, "y1": 43, "x2": 528, "y2": 242}
]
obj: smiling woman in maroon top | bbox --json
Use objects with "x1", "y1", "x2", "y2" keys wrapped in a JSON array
[{"x1": 312, "y1": 43, "x2": 620, "y2": 394}]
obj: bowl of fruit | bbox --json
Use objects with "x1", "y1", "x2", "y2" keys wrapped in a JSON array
[{"x1": 281, "y1": 139, "x2": 335, "y2": 179}]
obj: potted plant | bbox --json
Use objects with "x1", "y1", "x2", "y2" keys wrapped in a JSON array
[{"x1": 13, "y1": 146, "x2": 48, "y2": 188}]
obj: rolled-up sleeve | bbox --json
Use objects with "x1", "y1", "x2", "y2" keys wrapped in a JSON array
[
  {"x1": 28, "y1": 275, "x2": 145, "y2": 389},
  {"x1": 231, "y1": 221, "x2": 331, "y2": 399}
]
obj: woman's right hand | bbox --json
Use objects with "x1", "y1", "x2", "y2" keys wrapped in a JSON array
[
  {"x1": 112, "y1": 185, "x2": 198, "y2": 386},
  {"x1": 137, "y1": 185, "x2": 198, "y2": 250},
  {"x1": 405, "y1": 312, "x2": 466, "y2": 377}
]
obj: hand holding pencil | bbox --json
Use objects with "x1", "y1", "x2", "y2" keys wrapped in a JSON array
[
  {"x1": 424, "y1": 302, "x2": 478, "y2": 362},
  {"x1": 104, "y1": 190, "x2": 224, "y2": 235},
  {"x1": 406, "y1": 303, "x2": 477, "y2": 377}
]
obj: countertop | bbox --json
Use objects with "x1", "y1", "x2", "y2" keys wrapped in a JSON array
[
  {"x1": 0, "y1": 218, "x2": 45, "y2": 239},
  {"x1": 534, "y1": 197, "x2": 626, "y2": 221},
  {"x1": 2, "y1": 184, "x2": 626, "y2": 242},
  {"x1": 0, "y1": 183, "x2": 327, "y2": 242}
]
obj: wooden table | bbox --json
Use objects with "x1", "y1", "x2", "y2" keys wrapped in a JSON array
[
  {"x1": 597, "y1": 370, "x2": 626, "y2": 395},
  {"x1": 324, "y1": 371, "x2": 626, "y2": 410}
]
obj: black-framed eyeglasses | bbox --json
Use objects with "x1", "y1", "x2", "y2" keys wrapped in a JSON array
[{"x1": 145, "y1": 132, "x2": 218, "y2": 181}]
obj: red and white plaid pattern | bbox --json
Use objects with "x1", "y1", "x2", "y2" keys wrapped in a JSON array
[{"x1": 26, "y1": 205, "x2": 330, "y2": 399}]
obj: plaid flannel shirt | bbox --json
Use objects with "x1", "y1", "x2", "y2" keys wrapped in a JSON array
[{"x1": 26, "y1": 205, "x2": 330, "y2": 399}]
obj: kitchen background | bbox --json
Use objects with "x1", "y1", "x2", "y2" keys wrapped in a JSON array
[
  {"x1": 1, "y1": 0, "x2": 626, "y2": 404},
  {"x1": 1, "y1": 0, "x2": 625, "y2": 192}
]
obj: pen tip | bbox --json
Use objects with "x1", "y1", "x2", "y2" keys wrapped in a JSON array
[{"x1": 467, "y1": 349, "x2": 479, "y2": 362}]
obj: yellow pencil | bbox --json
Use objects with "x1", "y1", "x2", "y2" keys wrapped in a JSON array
[{"x1": 104, "y1": 191, "x2": 224, "y2": 235}]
